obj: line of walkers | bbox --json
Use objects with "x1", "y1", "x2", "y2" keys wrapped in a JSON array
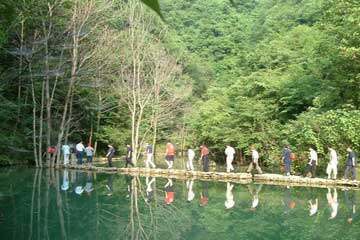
[{"x1": 62, "y1": 141, "x2": 358, "y2": 180}]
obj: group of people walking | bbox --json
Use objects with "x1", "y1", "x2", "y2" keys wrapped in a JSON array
[{"x1": 62, "y1": 140, "x2": 357, "y2": 180}]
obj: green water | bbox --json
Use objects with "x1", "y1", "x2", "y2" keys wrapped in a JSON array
[{"x1": 0, "y1": 168, "x2": 359, "y2": 240}]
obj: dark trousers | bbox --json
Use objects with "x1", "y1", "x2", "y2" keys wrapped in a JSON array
[
  {"x1": 304, "y1": 161, "x2": 316, "y2": 177},
  {"x1": 284, "y1": 161, "x2": 291, "y2": 175},
  {"x1": 202, "y1": 155, "x2": 209, "y2": 172},
  {"x1": 108, "y1": 155, "x2": 113, "y2": 167},
  {"x1": 125, "y1": 158, "x2": 134, "y2": 168},
  {"x1": 87, "y1": 155, "x2": 93, "y2": 163},
  {"x1": 76, "y1": 151, "x2": 83, "y2": 164},
  {"x1": 344, "y1": 165, "x2": 357, "y2": 180}
]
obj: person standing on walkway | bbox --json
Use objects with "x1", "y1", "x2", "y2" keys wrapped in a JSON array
[
  {"x1": 75, "y1": 141, "x2": 85, "y2": 164},
  {"x1": 85, "y1": 144, "x2": 94, "y2": 165},
  {"x1": 282, "y1": 145, "x2": 292, "y2": 176},
  {"x1": 327, "y1": 147, "x2": 338, "y2": 179},
  {"x1": 125, "y1": 144, "x2": 134, "y2": 168},
  {"x1": 106, "y1": 144, "x2": 116, "y2": 167},
  {"x1": 304, "y1": 147, "x2": 318, "y2": 178},
  {"x1": 62, "y1": 143, "x2": 70, "y2": 166},
  {"x1": 187, "y1": 148, "x2": 195, "y2": 171},
  {"x1": 225, "y1": 145, "x2": 235, "y2": 173},
  {"x1": 344, "y1": 147, "x2": 357, "y2": 180},
  {"x1": 247, "y1": 147, "x2": 263, "y2": 174},
  {"x1": 165, "y1": 142, "x2": 176, "y2": 169},
  {"x1": 145, "y1": 143, "x2": 156, "y2": 168},
  {"x1": 200, "y1": 145, "x2": 210, "y2": 172}
]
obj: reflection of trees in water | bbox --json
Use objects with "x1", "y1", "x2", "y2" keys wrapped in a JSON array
[{"x1": 124, "y1": 177, "x2": 192, "y2": 240}]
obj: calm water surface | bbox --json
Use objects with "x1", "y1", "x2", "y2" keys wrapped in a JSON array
[{"x1": 0, "y1": 167, "x2": 359, "y2": 240}]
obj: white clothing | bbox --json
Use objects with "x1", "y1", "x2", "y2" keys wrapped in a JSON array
[
  {"x1": 309, "y1": 199, "x2": 318, "y2": 216},
  {"x1": 187, "y1": 149, "x2": 195, "y2": 170},
  {"x1": 145, "y1": 153, "x2": 156, "y2": 168},
  {"x1": 76, "y1": 143, "x2": 85, "y2": 152},
  {"x1": 61, "y1": 170, "x2": 69, "y2": 191},
  {"x1": 309, "y1": 149, "x2": 318, "y2": 164},
  {"x1": 329, "y1": 149, "x2": 338, "y2": 165},
  {"x1": 327, "y1": 149, "x2": 338, "y2": 179},
  {"x1": 327, "y1": 189, "x2": 338, "y2": 219},
  {"x1": 252, "y1": 197, "x2": 259, "y2": 208},
  {"x1": 186, "y1": 180, "x2": 195, "y2": 201},
  {"x1": 63, "y1": 154, "x2": 70, "y2": 165},
  {"x1": 225, "y1": 183, "x2": 235, "y2": 209},
  {"x1": 62, "y1": 145, "x2": 70, "y2": 155},
  {"x1": 85, "y1": 146, "x2": 94, "y2": 156},
  {"x1": 252, "y1": 149, "x2": 259, "y2": 162},
  {"x1": 225, "y1": 146, "x2": 235, "y2": 173}
]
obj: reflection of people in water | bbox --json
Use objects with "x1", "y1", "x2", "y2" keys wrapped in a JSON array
[
  {"x1": 282, "y1": 186, "x2": 296, "y2": 214},
  {"x1": 186, "y1": 180, "x2": 195, "y2": 202},
  {"x1": 84, "y1": 172, "x2": 94, "y2": 195},
  {"x1": 200, "y1": 182, "x2": 209, "y2": 207},
  {"x1": 308, "y1": 198, "x2": 318, "y2": 216},
  {"x1": 74, "y1": 171, "x2": 84, "y2": 195},
  {"x1": 61, "y1": 169, "x2": 69, "y2": 191},
  {"x1": 327, "y1": 188, "x2": 338, "y2": 220},
  {"x1": 225, "y1": 182, "x2": 235, "y2": 209},
  {"x1": 145, "y1": 177, "x2": 156, "y2": 203},
  {"x1": 125, "y1": 175, "x2": 133, "y2": 198},
  {"x1": 248, "y1": 184, "x2": 263, "y2": 211},
  {"x1": 106, "y1": 174, "x2": 114, "y2": 196},
  {"x1": 344, "y1": 189, "x2": 356, "y2": 224},
  {"x1": 164, "y1": 179, "x2": 174, "y2": 205}
]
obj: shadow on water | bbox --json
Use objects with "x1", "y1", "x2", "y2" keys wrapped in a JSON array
[{"x1": 0, "y1": 168, "x2": 359, "y2": 240}]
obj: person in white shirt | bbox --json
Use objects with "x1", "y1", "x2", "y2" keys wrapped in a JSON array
[
  {"x1": 225, "y1": 182, "x2": 235, "y2": 209},
  {"x1": 224, "y1": 145, "x2": 235, "y2": 173},
  {"x1": 304, "y1": 147, "x2": 318, "y2": 178},
  {"x1": 187, "y1": 148, "x2": 195, "y2": 171},
  {"x1": 327, "y1": 188, "x2": 338, "y2": 220},
  {"x1": 327, "y1": 147, "x2": 338, "y2": 179},
  {"x1": 75, "y1": 141, "x2": 85, "y2": 164},
  {"x1": 144, "y1": 144, "x2": 156, "y2": 168},
  {"x1": 85, "y1": 144, "x2": 94, "y2": 165},
  {"x1": 62, "y1": 144, "x2": 70, "y2": 166},
  {"x1": 308, "y1": 198, "x2": 318, "y2": 216},
  {"x1": 247, "y1": 147, "x2": 263, "y2": 174}
]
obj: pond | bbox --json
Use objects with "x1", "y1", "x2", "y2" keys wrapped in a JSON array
[{"x1": 0, "y1": 167, "x2": 359, "y2": 240}]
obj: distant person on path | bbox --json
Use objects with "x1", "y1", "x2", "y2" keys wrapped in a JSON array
[
  {"x1": 62, "y1": 144, "x2": 70, "y2": 166},
  {"x1": 200, "y1": 145, "x2": 210, "y2": 172},
  {"x1": 308, "y1": 198, "x2": 318, "y2": 216},
  {"x1": 304, "y1": 147, "x2": 318, "y2": 178},
  {"x1": 225, "y1": 145, "x2": 235, "y2": 173},
  {"x1": 344, "y1": 147, "x2": 357, "y2": 180},
  {"x1": 85, "y1": 144, "x2": 94, "y2": 165},
  {"x1": 187, "y1": 148, "x2": 195, "y2": 171},
  {"x1": 327, "y1": 147, "x2": 338, "y2": 179},
  {"x1": 327, "y1": 188, "x2": 338, "y2": 220},
  {"x1": 282, "y1": 145, "x2": 292, "y2": 176},
  {"x1": 247, "y1": 147, "x2": 263, "y2": 174},
  {"x1": 106, "y1": 144, "x2": 115, "y2": 167},
  {"x1": 225, "y1": 182, "x2": 235, "y2": 209},
  {"x1": 145, "y1": 143, "x2": 156, "y2": 168},
  {"x1": 125, "y1": 144, "x2": 134, "y2": 168},
  {"x1": 165, "y1": 142, "x2": 176, "y2": 169},
  {"x1": 75, "y1": 141, "x2": 85, "y2": 164},
  {"x1": 164, "y1": 179, "x2": 174, "y2": 205}
]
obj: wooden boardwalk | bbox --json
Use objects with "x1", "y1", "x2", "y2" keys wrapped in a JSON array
[{"x1": 60, "y1": 164, "x2": 360, "y2": 189}]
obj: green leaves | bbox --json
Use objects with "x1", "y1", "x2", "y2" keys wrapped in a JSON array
[{"x1": 140, "y1": 0, "x2": 163, "y2": 19}]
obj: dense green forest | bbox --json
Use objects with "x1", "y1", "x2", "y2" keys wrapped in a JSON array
[{"x1": 0, "y1": 0, "x2": 359, "y2": 171}]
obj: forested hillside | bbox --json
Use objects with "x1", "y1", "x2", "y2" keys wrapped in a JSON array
[{"x1": 0, "y1": 0, "x2": 359, "y2": 170}]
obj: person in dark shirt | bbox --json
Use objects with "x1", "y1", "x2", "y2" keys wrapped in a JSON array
[
  {"x1": 106, "y1": 144, "x2": 115, "y2": 167},
  {"x1": 125, "y1": 144, "x2": 134, "y2": 168},
  {"x1": 282, "y1": 145, "x2": 292, "y2": 176},
  {"x1": 344, "y1": 147, "x2": 357, "y2": 180},
  {"x1": 200, "y1": 145, "x2": 210, "y2": 172}
]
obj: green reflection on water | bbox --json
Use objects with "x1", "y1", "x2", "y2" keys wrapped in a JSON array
[{"x1": 0, "y1": 168, "x2": 359, "y2": 240}]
